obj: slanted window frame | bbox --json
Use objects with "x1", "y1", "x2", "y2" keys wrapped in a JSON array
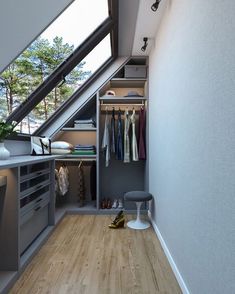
[{"x1": 6, "y1": 0, "x2": 118, "y2": 136}]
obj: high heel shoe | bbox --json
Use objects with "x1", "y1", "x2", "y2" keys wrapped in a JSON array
[
  {"x1": 111, "y1": 210, "x2": 124, "y2": 223},
  {"x1": 108, "y1": 216, "x2": 125, "y2": 229}
]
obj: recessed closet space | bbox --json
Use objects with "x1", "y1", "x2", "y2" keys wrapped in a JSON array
[
  {"x1": 98, "y1": 57, "x2": 148, "y2": 210},
  {"x1": 53, "y1": 96, "x2": 98, "y2": 213}
]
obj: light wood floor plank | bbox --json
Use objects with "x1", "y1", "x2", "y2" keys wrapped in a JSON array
[{"x1": 10, "y1": 215, "x2": 181, "y2": 294}]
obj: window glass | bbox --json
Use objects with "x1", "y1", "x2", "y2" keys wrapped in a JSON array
[
  {"x1": 16, "y1": 35, "x2": 111, "y2": 134},
  {"x1": 0, "y1": 0, "x2": 108, "y2": 120}
]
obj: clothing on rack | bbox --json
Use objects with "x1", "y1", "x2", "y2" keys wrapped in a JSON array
[
  {"x1": 90, "y1": 161, "x2": 96, "y2": 201},
  {"x1": 110, "y1": 108, "x2": 116, "y2": 154},
  {"x1": 116, "y1": 109, "x2": 123, "y2": 160},
  {"x1": 138, "y1": 106, "x2": 146, "y2": 160},
  {"x1": 102, "y1": 110, "x2": 110, "y2": 167},
  {"x1": 77, "y1": 162, "x2": 85, "y2": 207},
  {"x1": 124, "y1": 108, "x2": 131, "y2": 163},
  {"x1": 130, "y1": 109, "x2": 139, "y2": 161},
  {"x1": 58, "y1": 165, "x2": 69, "y2": 196}
]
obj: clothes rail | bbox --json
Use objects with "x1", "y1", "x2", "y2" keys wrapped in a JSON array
[
  {"x1": 100, "y1": 103, "x2": 145, "y2": 106},
  {"x1": 55, "y1": 158, "x2": 96, "y2": 162}
]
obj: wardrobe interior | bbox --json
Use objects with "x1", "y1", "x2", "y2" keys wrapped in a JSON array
[{"x1": 52, "y1": 57, "x2": 148, "y2": 213}]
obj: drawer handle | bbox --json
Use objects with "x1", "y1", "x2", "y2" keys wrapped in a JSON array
[
  {"x1": 36, "y1": 171, "x2": 43, "y2": 175},
  {"x1": 34, "y1": 206, "x2": 41, "y2": 212},
  {"x1": 36, "y1": 198, "x2": 42, "y2": 203},
  {"x1": 36, "y1": 185, "x2": 43, "y2": 190}
]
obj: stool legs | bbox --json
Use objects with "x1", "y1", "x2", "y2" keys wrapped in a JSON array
[{"x1": 127, "y1": 201, "x2": 151, "y2": 230}]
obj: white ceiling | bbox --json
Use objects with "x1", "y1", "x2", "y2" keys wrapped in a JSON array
[{"x1": 118, "y1": 0, "x2": 167, "y2": 56}]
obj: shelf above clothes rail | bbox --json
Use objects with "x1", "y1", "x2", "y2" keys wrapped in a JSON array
[
  {"x1": 99, "y1": 96, "x2": 146, "y2": 107},
  {"x1": 55, "y1": 155, "x2": 97, "y2": 162}
]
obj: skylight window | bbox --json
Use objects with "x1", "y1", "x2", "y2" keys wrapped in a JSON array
[
  {"x1": 0, "y1": 0, "x2": 109, "y2": 120},
  {"x1": 16, "y1": 35, "x2": 111, "y2": 134}
]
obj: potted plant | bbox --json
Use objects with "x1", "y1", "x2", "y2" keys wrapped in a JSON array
[{"x1": 0, "y1": 120, "x2": 17, "y2": 160}]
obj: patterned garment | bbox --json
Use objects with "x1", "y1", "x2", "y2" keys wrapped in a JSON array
[
  {"x1": 124, "y1": 109, "x2": 131, "y2": 163},
  {"x1": 58, "y1": 166, "x2": 69, "y2": 196},
  {"x1": 110, "y1": 107, "x2": 116, "y2": 154},
  {"x1": 138, "y1": 106, "x2": 146, "y2": 160},
  {"x1": 77, "y1": 162, "x2": 85, "y2": 207},
  {"x1": 130, "y1": 109, "x2": 139, "y2": 161},
  {"x1": 116, "y1": 109, "x2": 123, "y2": 160}
]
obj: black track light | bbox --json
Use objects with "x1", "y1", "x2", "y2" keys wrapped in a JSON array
[
  {"x1": 141, "y1": 37, "x2": 148, "y2": 52},
  {"x1": 151, "y1": 0, "x2": 161, "y2": 12}
]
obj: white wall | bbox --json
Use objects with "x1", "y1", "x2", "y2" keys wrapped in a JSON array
[
  {"x1": 149, "y1": 0, "x2": 235, "y2": 293},
  {"x1": 0, "y1": 0, "x2": 73, "y2": 72}
]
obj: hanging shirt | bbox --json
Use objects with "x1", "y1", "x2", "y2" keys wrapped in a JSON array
[
  {"x1": 139, "y1": 106, "x2": 146, "y2": 160},
  {"x1": 110, "y1": 108, "x2": 116, "y2": 154},
  {"x1": 116, "y1": 109, "x2": 123, "y2": 160},
  {"x1": 124, "y1": 109, "x2": 131, "y2": 163},
  {"x1": 58, "y1": 166, "x2": 69, "y2": 196},
  {"x1": 130, "y1": 109, "x2": 139, "y2": 161},
  {"x1": 102, "y1": 110, "x2": 110, "y2": 167}
]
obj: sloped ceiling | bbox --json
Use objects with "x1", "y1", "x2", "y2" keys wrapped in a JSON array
[{"x1": 0, "y1": 0, "x2": 73, "y2": 73}]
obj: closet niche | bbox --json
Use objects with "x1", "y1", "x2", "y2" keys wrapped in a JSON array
[
  {"x1": 53, "y1": 97, "x2": 98, "y2": 211},
  {"x1": 98, "y1": 57, "x2": 148, "y2": 210}
]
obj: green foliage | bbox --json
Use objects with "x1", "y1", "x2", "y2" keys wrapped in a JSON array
[
  {"x1": 0, "y1": 121, "x2": 17, "y2": 142},
  {"x1": 0, "y1": 36, "x2": 91, "y2": 133}
]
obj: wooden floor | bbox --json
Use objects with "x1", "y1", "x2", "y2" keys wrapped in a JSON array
[{"x1": 10, "y1": 215, "x2": 181, "y2": 294}]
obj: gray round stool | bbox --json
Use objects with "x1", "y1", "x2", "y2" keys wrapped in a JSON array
[{"x1": 124, "y1": 191, "x2": 152, "y2": 230}]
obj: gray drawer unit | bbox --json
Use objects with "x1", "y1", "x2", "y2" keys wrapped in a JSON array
[
  {"x1": 20, "y1": 198, "x2": 49, "y2": 254},
  {"x1": 20, "y1": 191, "x2": 50, "y2": 222},
  {"x1": 124, "y1": 65, "x2": 147, "y2": 78}
]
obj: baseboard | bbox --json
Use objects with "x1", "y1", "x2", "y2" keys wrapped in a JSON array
[{"x1": 148, "y1": 211, "x2": 190, "y2": 294}]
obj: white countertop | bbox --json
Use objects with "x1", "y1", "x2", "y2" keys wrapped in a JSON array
[{"x1": 0, "y1": 155, "x2": 62, "y2": 169}]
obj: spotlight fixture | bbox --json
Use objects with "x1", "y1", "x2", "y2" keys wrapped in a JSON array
[
  {"x1": 151, "y1": 0, "x2": 161, "y2": 12},
  {"x1": 141, "y1": 37, "x2": 148, "y2": 52}
]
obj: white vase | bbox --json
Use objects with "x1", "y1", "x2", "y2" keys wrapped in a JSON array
[{"x1": 0, "y1": 142, "x2": 10, "y2": 160}]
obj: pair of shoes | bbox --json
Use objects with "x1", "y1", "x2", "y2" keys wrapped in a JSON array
[
  {"x1": 112, "y1": 198, "x2": 124, "y2": 209},
  {"x1": 101, "y1": 198, "x2": 112, "y2": 209},
  {"x1": 108, "y1": 210, "x2": 125, "y2": 229}
]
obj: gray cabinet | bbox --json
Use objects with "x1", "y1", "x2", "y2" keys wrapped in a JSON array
[{"x1": 0, "y1": 157, "x2": 56, "y2": 294}]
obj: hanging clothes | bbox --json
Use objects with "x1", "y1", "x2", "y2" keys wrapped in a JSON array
[
  {"x1": 77, "y1": 162, "x2": 85, "y2": 207},
  {"x1": 101, "y1": 109, "x2": 110, "y2": 167},
  {"x1": 90, "y1": 161, "x2": 96, "y2": 201},
  {"x1": 110, "y1": 107, "x2": 116, "y2": 154},
  {"x1": 116, "y1": 108, "x2": 123, "y2": 160},
  {"x1": 124, "y1": 108, "x2": 131, "y2": 163},
  {"x1": 58, "y1": 165, "x2": 69, "y2": 196},
  {"x1": 130, "y1": 109, "x2": 139, "y2": 161},
  {"x1": 139, "y1": 106, "x2": 146, "y2": 160}
]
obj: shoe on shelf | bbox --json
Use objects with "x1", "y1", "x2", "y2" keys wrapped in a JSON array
[
  {"x1": 108, "y1": 216, "x2": 125, "y2": 229},
  {"x1": 112, "y1": 199, "x2": 118, "y2": 209},
  {"x1": 101, "y1": 198, "x2": 107, "y2": 209},
  {"x1": 118, "y1": 198, "x2": 124, "y2": 209},
  {"x1": 107, "y1": 199, "x2": 112, "y2": 209}
]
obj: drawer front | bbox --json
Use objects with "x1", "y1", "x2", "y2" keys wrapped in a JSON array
[
  {"x1": 20, "y1": 191, "x2": 50, "y2": 218},
  {"x1": 20, "y1": 204, "x2": 49, "y2": 255},
  {"x1": 20, "y1": 197, "x2": 49, "y2": 226},
  {"x1": 124, "y1": 65, "x2": 147, "y2": 78}
]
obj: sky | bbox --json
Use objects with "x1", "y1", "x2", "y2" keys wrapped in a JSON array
[{"x1": 41, "y1": 0, "x2": 111, "y2": 72}]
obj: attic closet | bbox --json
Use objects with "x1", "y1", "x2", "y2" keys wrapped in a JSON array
[{"x1": 51, "y1": 57, "x2": 148, "y2": 213}]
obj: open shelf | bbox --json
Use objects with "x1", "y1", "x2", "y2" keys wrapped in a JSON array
[
  {"x1": 110, "y1": 78, "x2": 146, "y2": 88},
  {"x1": 61, "y1": 127, "x2": 97, "y2": 131}
]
